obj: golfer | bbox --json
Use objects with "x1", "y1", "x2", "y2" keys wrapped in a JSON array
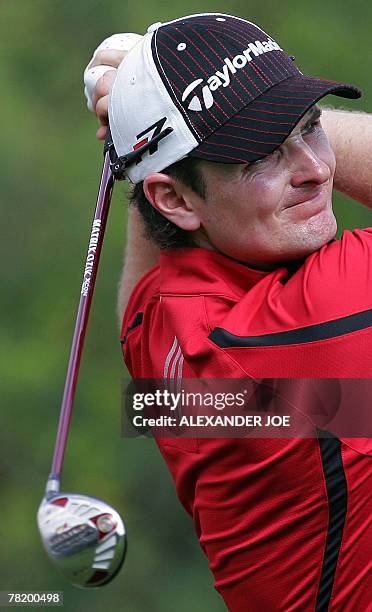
[{"x1": 84, "y1": 14, "x2": 372, "y2": 611}]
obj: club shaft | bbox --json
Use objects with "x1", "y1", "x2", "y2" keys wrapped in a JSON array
[{"x1": 47, "y1": 153, "x2": 114, "y2": 492}]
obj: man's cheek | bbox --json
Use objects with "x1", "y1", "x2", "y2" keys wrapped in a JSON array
[
  {"x1": 249, "y1": 177, "x2": 281, "y2": 215},
  {"x1": 319, "y1": 133, "x2": 336, "y2": 176},
  {"x1": 325, "y1": 146, "x2": 336, "y2": 176}
]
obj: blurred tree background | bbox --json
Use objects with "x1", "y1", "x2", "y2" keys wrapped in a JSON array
[{"x1": 0, "y1": 0, "x2": 371, "y2": 610}]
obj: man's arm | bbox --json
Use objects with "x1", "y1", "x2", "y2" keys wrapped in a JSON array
[
  {"x1": 321, "y1": 108, "x2": 372, "y2": 207},
  {"x1": 117, "y1": 206, "x2": 159, "y2": 321}
]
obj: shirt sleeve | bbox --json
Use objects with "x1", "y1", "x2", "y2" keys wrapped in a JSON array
[{"x1": 291, "y1": 228, "x2": 372, "y2": 323}]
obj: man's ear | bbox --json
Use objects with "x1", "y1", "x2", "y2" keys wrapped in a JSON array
[{"x1": 143, "y1": 173, "x2": 201, "y2": 231}]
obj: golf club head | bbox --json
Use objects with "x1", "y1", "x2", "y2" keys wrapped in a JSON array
[{"x1": 37, "y1": 493, "x2": 126, "y2": 588}]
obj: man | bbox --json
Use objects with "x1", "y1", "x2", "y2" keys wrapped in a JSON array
[{"x1": 84, "y1": 14, "x2": 371, "y2": 611}]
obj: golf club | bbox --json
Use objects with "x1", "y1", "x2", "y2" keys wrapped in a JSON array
[{"x1": 37, "y1": 135, "x2": 126, "y2": 588}]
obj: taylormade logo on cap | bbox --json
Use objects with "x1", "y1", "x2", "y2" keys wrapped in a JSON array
[{"x1": 181, "y1": 38, "x2": 282, "y2": 112}]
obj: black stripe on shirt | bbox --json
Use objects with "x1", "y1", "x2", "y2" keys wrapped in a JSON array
[
  {"x1": 121, "y1": 312, "x2": 144, "y2": 345},
  {"x1": 209, "y1": 309, "x2": 372, "y2": 348},
  {"x1": 315, "y1": 430, "x2": 348, "y2": 611}
]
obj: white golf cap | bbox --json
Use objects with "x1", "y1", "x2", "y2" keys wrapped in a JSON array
[{"x1": 109, "y1": 13, "x2": 360, "y2": 184}]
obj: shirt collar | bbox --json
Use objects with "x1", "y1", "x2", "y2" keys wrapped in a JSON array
[{"x1": 160, "y1": 247, "x2": 272, "y2": 299}]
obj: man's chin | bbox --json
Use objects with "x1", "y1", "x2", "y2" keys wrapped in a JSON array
[
  {"x1": 306, "y1": 206, "x2": 337, "y2": 246},
  {"x1": 301, "y1": 229, "x2": 338, "y2": 259},
  {"x1": 283, "y1": 218, "x2": 338, "y2": 262}
]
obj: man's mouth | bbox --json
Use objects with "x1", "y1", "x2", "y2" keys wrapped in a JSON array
[{"x1": 285, "y1": 186, "x2": 328, "y2": 209}]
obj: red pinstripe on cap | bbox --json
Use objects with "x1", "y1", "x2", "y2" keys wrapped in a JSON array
[
  {"x1": 109, "y1": 13, "x2": 361, "y2": 183},
  {"x1": 152, "y1": 14, "x2": 361, "y2": 163}
]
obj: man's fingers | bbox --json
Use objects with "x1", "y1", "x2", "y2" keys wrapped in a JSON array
[
  {"x1": 84, "y1": 66, "x2": 115, "y2": 110},
  {"x1": 96, "y1": 125, "x2": 108, "y2": 141},
  {"x1": 92, "y1": 70, "x2": 116, "y2": 109},
  {"x1": 95, "y1": 96, "x2": 110, "y2": 125},
  {"x1": 95, "y1": 96, "x2": 109, "y2": 140},
  {"x1": 90, "y1": 49, "x2": 127, "y2": 69},
  {"x1": 83, "y1": 33, "x2": 142, "y2": 111}
]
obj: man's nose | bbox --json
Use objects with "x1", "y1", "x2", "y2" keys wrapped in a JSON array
[{"x1": 289, "y1": 140, "x2": 332, "y2": 187}]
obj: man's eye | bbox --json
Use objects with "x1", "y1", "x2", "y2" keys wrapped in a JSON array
[
  {"x1": 242, "y1": 157, "x2": 266, "y2": 174},
  {"x1": 303, "y1": 119, "x2": 322, "y2": 134},
  {"x1": 244, "y1": 153, "x2": 275, "y2": 173},
  {"x1": 251, "y1": 156, "x2": 268, "y2": 167}
]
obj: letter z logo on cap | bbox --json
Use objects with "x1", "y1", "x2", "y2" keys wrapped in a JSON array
[{"x1": 133, "y1": 117, "x2": 167, "y2": 154}]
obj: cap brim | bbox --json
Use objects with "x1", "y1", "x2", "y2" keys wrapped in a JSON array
[{"x1": 189, "y1": 75, "x2": 361, "y2": 164}]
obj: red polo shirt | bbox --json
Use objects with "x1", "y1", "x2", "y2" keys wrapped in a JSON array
[{"x1": 121, "y1": 228, "x2": 372, "y2": 612}]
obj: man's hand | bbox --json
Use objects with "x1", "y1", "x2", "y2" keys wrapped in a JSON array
[
  {"x1": 88, "y1": 57, "x2": 119, "y2": 141},
  {"x1": 83, "y1": 33, "x2": 142, "y2": 140}
]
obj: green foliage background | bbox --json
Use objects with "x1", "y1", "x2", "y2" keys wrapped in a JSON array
[{"x1": 1, "y1": 1, "x2": 371, "y2": 610}]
